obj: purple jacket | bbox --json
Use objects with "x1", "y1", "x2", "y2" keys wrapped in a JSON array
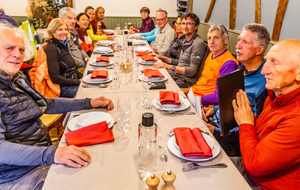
[{"x1": 138, "y1": 16, "x2": 155, "y2": 33}]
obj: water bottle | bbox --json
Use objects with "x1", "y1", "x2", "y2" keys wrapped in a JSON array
[{"x1": 138, "y1": 112, "x2": 157, "y2": 180}]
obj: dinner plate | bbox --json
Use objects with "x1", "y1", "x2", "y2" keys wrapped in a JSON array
[
  {"x1": 167, "y1": 134, "x2": 220, "y2": 162},
  {"x1": 129, "y1": 33, "x2": 141, "y2": 39},
  {"x1": 67, "y1": 113, "x2": 114, "y2": 131},
  {"x1": 134, "y1": 46, "x2": 152, "y2": 52},
  {"x1": 97, "y1": 40, "x2": 113, "y2": 46},
  {"x1": 89, "y1": 58, "x2": 114, "y2": 67},
  {"x1": 82, "y1": 74, "x2": 113, "y2": 84},
  {"x1": 132, "y1": 40, "x2": 146, "y2": 46},
  {"x1": 103, "y1": 29, "x2": 114, "y2": 33},
  {"x1": 152, "y1": 95, "x2": 191, "y2": 111},
  {"x1": 138, "y1": 59, "x2": 157, "y2": 66},
  {"x1": 139, "y1": 73, "x2": 167, "y2": 83},
  {"x1": 94, "y1": 47, "x2": 113, "y2": 54}
]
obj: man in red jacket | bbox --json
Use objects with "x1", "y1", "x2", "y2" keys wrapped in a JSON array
[{"x1": 233, "y1": 40, "x2": 300, "y2": 190}]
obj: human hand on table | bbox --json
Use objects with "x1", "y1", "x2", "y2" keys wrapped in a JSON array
[
  {"x1": 91, "y1": 96, "x2": 114, "y2": 110},
  {"x1": 84, "y1": 57, "x2": 89, "y2": 62},
  {"x1": 106, "y1": 36, "x2": 115, "y2": 41},
  {"x1": 54, "y1": 145, "x2": 91, "y2": 168},
  {"x1": 232, "y1": 90, "x2": 254, "y2": 126},
  {"x1": 202, "y1": 107, "x2": 214, "y2": 122},
  {"x1": 153, "y1": 61, "x2": 170, "y2": 69},
  {"x1": 206, "y1": 123, "x2": 215, "y2": 134}
]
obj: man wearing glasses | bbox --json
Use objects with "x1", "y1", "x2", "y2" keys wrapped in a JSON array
[
  {"x1": 153, "y1": 13, "x2": 206, "y2": 88},
  {"x1": 151, "y1": 9, "x2": 176, "y2": 55}
]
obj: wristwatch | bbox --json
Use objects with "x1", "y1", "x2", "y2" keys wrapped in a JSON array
[{"x1": 171, "y1": 65, "x2": 176, "y2": 71}]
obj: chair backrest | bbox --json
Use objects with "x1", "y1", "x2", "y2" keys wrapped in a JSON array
[{"x1": 195, "y1": 41, "x2": 210, "y2": 81}]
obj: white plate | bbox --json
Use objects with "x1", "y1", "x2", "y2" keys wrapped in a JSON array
[
  {"x1": 76, "y1": 111, "x2": 112, "y2": 127},
  {"x1": 89, "y1": 58, "x2": 114, "y2": 67},
  {"x1": 83, "y1": 74, "x2": 113, "y2": 84},
  {"x1": 168, "y1": 134, "x2": 220, "y2": 162},
  {"x1": 152, "y1": 94, "x2": 191, "y2": 111},
  {"x1": 67, "y1": 114, "x2": 114, "y2": 131},
  {"x1": 97, "y1": 40, "x2": 112, "y2": 46},
  {"x1": 134, "y1": 46, "x2": 152, "y2": 52},
  {"x1": 94, "y1": 47, "x2": 113, "y2": 54},
  {"x1": 129, "y1": 33, "x2": 141, "y2": 39},
  {"x1": 103, "y1": 29, "x2": 114, "y2": 33},
  {"x1": 139, "y1": 73, "x2": 167, "y2": 83},
  {"x1": 132, "y1": 40, "x2": 146, "y2": 46},
  {"x1": 138, "y1": 59, "x2": 157, "y2": 66}
]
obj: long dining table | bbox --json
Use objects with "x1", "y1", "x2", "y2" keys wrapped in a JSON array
[{"x1": 42, "y1": 38, "x2": 251, "y2": 190}]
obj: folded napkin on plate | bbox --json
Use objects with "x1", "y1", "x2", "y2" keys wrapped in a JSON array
[
  {"x1": 105, "y1": 33, "x2": 114, "y2": 36},
  {"x1": 96, "y1": 56, "x2": 109, "y2": 62},
  {"x1": 143, "y1": 69, "x2": 164, "y2": 78},
  {"x1": 141, "y1": 55, "x2": 157, "y2": 62},
  {"x1": 174, "y1": 127, "x2": 212, "y2": 158},
  {"x1": 65, "y1": 121, "x2": 114, "y2": 147},
  {"x1": 136, "y1": 52, "x2": 151, "y2": 56},
  {"x1": 91, "y1": 70, "x2": 108, "y2": 79},
  {"x1": 159, "y1": 91, "x2": 181, "y2": 105}
]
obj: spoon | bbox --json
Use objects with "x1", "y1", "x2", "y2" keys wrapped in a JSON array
[
  {"x1": 98, "y1": 84, "x2": 108, "y2": 88},
  {"x1": 159, "y1": 145, "x2": 168, "y2": 162}
]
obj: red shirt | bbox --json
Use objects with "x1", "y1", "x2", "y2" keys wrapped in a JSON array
[{"x1": 240, "y1": 88, "x2": 300, "y2": 190}]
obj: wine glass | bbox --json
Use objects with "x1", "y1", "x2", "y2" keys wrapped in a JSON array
[
  {"x1": 110, "y1": 62, "x2": 121, "y2": 89},
  {"x1": 117, "y1": 96, "x2": 131, "y2": 132},
  {"x1": 141, "y1": 77, "x2": 153, "y2": 109}
]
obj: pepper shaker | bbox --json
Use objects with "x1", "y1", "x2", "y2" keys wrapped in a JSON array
[
  {"x1": 162, "y1": 170, "x2": 176, "y2": 190},
  {"x1": 145, "y1": 174, "x2": 160, "y2": 190}
]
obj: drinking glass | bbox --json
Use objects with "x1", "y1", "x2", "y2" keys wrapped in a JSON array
[
  {"x1": 110, "y1": 62, "x2": 121, "y2": 89},
  {"x1": 141, "y1": 78, "x2": 153, "y2": 109},
  {"x1": 117, "y1": 96, "x2": 131, "y2": 132}
]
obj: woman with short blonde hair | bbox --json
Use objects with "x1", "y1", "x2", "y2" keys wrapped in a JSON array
[{"x1": 45, "y1": 18, "x2": 70, "y2": 42}]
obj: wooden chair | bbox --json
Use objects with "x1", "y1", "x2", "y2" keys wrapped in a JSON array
[{"x1": 40, "y1": 113, "x2": 66, "y2": 140}]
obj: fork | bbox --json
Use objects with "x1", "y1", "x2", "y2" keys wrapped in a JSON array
[
  {"x1": 162, "y1": 110, "x2": 196, "y2": 115},
  {"x1": 182, "y1": 163, "x2": 227, "y2": 172}
]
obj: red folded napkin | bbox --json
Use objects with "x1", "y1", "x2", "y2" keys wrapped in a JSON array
[
  {"x1": 65, "y1": 121, "x2": 114, "y2": 147},
  {"x1": 136, "y1": 52, "x2": 151, "y2": 56},
  {"x1": 96, "y1": 56, "x2": 110, "y2": 62},
  {"x1": 141, "y1": 55, "x2": 157, "y2": 62},
  {"x1": 110, "y1": 47, "x2": 114, "y2": 51},
  {"x1": 143, "y1": 69, "x2": 164, "y2": 78},
  {"x1": 91, "y1": 70, "x2": 108, "y2": 79},
  {"x1": 105, "y1": 33, "x2": 114, "y2": 36},
  {"x1": 174, "y1": 127, "x2": 212, "y2": 158},
  {"x1": 159, "y1": 91, "x2": 181, "y2": 105}
]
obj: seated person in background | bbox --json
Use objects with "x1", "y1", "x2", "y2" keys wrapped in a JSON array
[
  {"x1": 130, "y1": 6, "x2": 154, "y2": 33},
  {"x1": 0, "y1": 7, "x2": 17, "y2": 26},
  {"x1": 75, "y1": 13, "x2": 94, "y2": 57},
  {"x1": 84, "y1": 6, "x2": 113, "y2": 43},
  {"x1": 153, "y1": 13, "x2": 206, "y2": 88},
  {"x1": 0, "y1": 21, "x2": 114, "y2": 190},
  {"x1": 45, "y1": 18, "x2": 82, "y2": 98},
  {"x1": 192, "y1": 24, "x2": 238, "y2": 106},
  {"x1": 154, "y1": 15, "x2": 184, "y2": 63},
  {"x1": 95, "y1": 6, "x2": 107, "y2": 35},
  {"x1": 59, "y1": 7, "x2": 89, "y2": 72},
  {"x1": 203, "y1": 23, "x2": 270, "y2": 156},
  {"x1": 151, "y1": 9, "x2": 176, "y2": 55},
  {"x1": 232, "y1": 39, "x2": 300, "y2": 190},
  {"x1": 135, "y1": 25, "x2": 159, "y2": 45}
]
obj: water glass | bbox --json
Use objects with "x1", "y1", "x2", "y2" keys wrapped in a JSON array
[{"x1": 117, "y1": 96, "x2": 131, "y2": 132}]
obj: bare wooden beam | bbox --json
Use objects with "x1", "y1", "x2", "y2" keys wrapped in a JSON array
[
  {"x1": 189, "y1": 0, "x2": 193, "y2": 13},
  {"x1": 204, "y1": 0, "x2": 216, "y2": 23},
  {"x1": 229, "y1": 0, "x2": 236, "y2": 30},
  {"x1": 272, "y1": 0, "x2": 289, "y2": 41},
  {"x1": 68, "y1": 0, "x2": 73, "y2": 8},
  {"x1": 255, "y1": 0, "x2": 261, "y2": 23}
]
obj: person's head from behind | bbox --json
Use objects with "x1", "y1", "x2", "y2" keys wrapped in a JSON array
[
  {"x1": 236, "y1": 23, "x2": 270, "y2": 63},
  {"x1": 76, "y1": 13, "x2": 90, "y2": 31},
  {"x1": 0, "y1": 21, "x2": 33, "y2": 78},
  {"x1": 262, "y1": 40, "x2": 300, "y2": 96},
  {"x1": 46, "y1": 18, "x2": 69, "y2": 42},
  {"x1": 140, "y1": 7, "x2": 150, "y2": 20},
  {"x1": 181, "y1": 13, "x2": 200, "y2": 36},
  {"x1": 84, "y1": 6, "x2": 95, "y2": 22},
  {"x1": 95, "y1": 6, "x2": 105, "y2": 20},
  {"x1": 175, "y1": 15, "x2": 183, "y2": 35},
  {"x1": 207, "y1": 24, "x2": 228, "y2": 55},
  {"x1": 59, "y1": 7, "x2": 77, "y2": 30},
  {"x1": 156, "y1": 8, "x2": 168, "y2": 29}
]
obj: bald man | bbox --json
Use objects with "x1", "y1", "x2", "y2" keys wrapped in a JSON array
[{"x1": 233, "y1": 40, "x2": 300, "y2": 189}]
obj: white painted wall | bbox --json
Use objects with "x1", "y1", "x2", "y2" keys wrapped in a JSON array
[{"x1": 0, "y1": 0, "x2": 28, "y2": 16}]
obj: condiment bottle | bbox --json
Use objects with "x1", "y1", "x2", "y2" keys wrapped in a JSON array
[
  {"x1": 146, "y1": 174, "x2": 160, "y2": 190},
  {"x1": 162, "y1": 170, "x2": 176, "y2": 190},
  {"x1": 138, "y1": 113, "x2": 157, "y2": 180}
]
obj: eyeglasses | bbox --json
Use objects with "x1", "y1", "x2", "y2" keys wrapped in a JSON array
[
  {"x1": 181, "y1": 22, "x2": 195, "y2": 26},
  {"x1": 156, "y1": 17, "x2": 166, "y2": 22}
]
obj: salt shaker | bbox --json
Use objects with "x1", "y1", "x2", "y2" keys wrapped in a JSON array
[
  {"x1": 138, "y1": 113, "x2": 157, "y2": 180},
  {"x1": 162, "y1": 170, "x2": 176, "y2": 190},
  {"x1": 146, "y1": 174, "x2": 160, "y2": 190}
]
